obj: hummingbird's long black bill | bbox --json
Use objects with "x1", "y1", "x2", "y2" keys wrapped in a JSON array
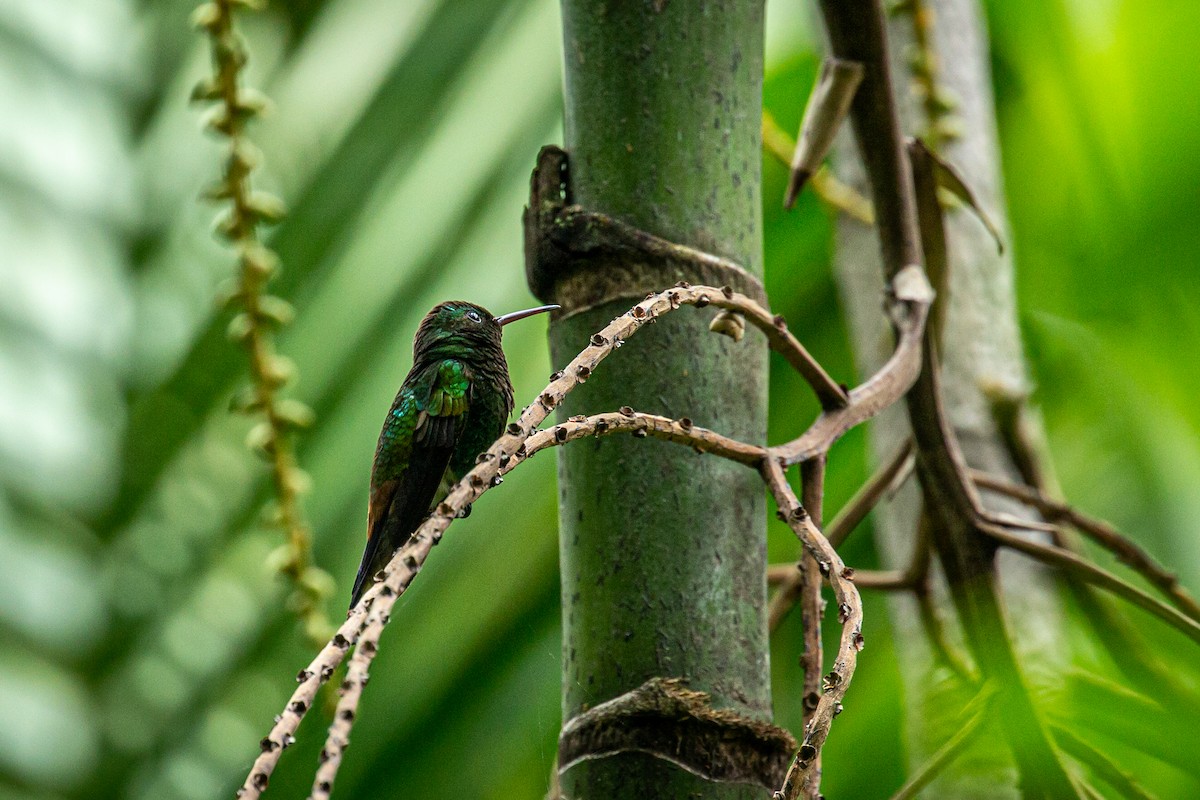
[{"x1": 495, "y1": 304, "x2": 559, "y2": 326}]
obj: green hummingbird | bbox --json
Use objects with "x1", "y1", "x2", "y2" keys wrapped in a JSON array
[{"x1": 349, "y1": 300, "x2": 558, "y2": 608}]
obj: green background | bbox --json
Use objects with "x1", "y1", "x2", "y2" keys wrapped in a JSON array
[{"x1": 1, "y1": 1, "x2": 1197, "y2": 798}]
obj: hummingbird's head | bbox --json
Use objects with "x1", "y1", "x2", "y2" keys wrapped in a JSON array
[{"x1": 413, "y1": 301, "x2": 558, "y2": 364}]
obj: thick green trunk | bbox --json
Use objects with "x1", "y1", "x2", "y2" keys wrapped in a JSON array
[{"x1": 549, "y1": 3, "x2": 769, "y2": 798}]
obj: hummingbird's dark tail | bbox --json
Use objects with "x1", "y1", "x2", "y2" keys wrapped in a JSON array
[{"x1": 349, "y1": 531, "x2": 396, "y2": 609}]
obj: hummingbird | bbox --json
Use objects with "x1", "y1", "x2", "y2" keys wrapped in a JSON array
[{"x1": 349, "y1": 300, "x2": 558, "y2": 608}]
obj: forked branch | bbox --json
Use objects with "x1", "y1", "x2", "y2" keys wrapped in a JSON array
[{"x1": 236, "y1": 269, "x2": 931, "y2": 799}]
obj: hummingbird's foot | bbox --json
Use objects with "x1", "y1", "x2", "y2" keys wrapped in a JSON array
[{"x1": 457, "y1": 503, "x2": 473, "y2": 519}]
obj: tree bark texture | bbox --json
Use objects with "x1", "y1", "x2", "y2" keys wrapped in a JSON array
[
  {"x1": 829, "y1": 1, "x2": 1064, "y2": 796},
  {"x1": 550, "y1": 2, "x2": 770, "y2": 798}
]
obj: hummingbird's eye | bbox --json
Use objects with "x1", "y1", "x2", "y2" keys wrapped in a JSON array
[{"x1": 466, "y1": 310, "x2": 483, "y2": 323}]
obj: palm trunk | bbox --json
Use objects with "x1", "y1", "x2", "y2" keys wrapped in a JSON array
[{"x1": 543, "y1": 2, "x2": 770, "y2": 798}]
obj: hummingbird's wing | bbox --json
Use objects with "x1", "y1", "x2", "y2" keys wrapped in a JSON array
[{"x1": 349, "y1": 359, "x2": 472, "y2": 607}]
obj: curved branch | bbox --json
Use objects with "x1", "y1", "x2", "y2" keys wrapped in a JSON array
[
  {"x1": 236, "y1": 605, "x2": 372, "y2": 798},
  {"x1": 973, "y1": 470, "x2": 1200, "y2": 622},
  {"x1": 769, "y1": 440, "x2": 914, "y2": 632},
  {"x1": 733, "y1": 295, "x2": 849, "y2": 411},
  {"x1": 771, "y1": 265, "x2": 932, "y2": 466},
  {"x1": 795, "y1": 457, "x2": 828, "y2": 799},
  {"x1": 519, "y1": 410, "x2": 764, "y2": 466},
  {"x1": 763, "y1": 458, "x2": 863, "y2": 800},
  {"x1": 982, "y1": 523, "x2": 1200, "y2": 645},
  {"x1": 310, "y1": 612, "x2": 385, "y2": 800},
  {"x1": 828, "y1": 439, "x2": 915, "y2": 549}
]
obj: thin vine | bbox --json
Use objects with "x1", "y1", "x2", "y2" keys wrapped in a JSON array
[{"x1": 191, "y1": 0, "x2": 334, "y2": 645}]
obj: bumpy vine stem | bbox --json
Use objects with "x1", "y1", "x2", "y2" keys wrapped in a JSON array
[
  {"x1": 191, "y1": 0, "x2": 333, "y2": 644},
  {"x1": 764, "y1": 458, "x2": 864, "y2": 800},
  {"x1": 308, "y1": 612, "x2": 385, "y2": 800}
]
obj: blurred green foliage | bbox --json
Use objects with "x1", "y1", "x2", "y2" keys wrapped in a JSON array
[{"x1": 0, "y1": 0, "x2": 1197, "y2": 798}]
